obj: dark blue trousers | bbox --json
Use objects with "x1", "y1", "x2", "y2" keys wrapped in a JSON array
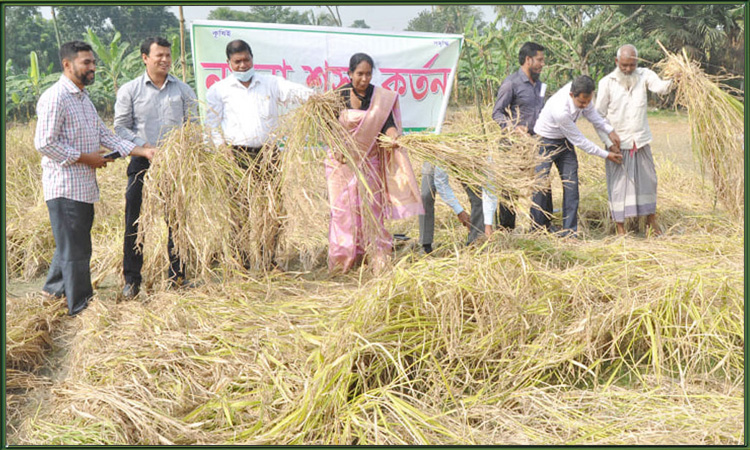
[
  {"x1": 531, "y1": 137, "x2": 580, "y2": 235},
  {"x1": 43, "y1": 198, "x2": 94, "y2": 316}
]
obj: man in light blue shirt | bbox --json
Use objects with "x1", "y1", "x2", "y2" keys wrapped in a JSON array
[
  {"x1": 115, "y1": 36, "x2": 198, "y2": 298},
  {"x1": 531, "y1": 75, "x2": 622, "y2": 238},
  {"x1": 419, "y1": 162, "x2": 471, "y2": 254}
]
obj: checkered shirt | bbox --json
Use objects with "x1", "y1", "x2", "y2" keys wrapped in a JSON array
[{"x1": 34, "y1": 75, "x2": 136, "y2": 203}]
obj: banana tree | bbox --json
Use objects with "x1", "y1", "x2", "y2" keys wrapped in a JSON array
[
  {"x1": 84, "y1": 28, "x2": 130, "y2": 92},
  {"x1": 5, "y1": 52, "x2": 58, "y2": 119}
]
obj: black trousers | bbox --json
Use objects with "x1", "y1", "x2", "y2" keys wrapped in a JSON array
[
  {"x1": 495, "y1": 191, "x2": 517, "y2": 230},
  {"x1": 531, "y1": 137, "x2": 580, "y2": 234},
  {"x1": 44, "y1": 198, "x2": 94, "y2": 316},
  {"x1": 123, "y1": 170, "x2": 183, "y2": 287}
]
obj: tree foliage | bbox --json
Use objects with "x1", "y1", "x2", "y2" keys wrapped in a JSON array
[
  {"x1": 406, "y1": 5, "x2": 487, "y2": 34},
  {"x1": 517, "y1": 5, "x2": 651, "y2": 90},
  {"x1": 207, "y1": 6, "x2": 311, "y2": 24},
  {"x1": 54, "y1": 6, "x2": 178, "y2": 46},
  {"x1": 4, "y1": 7, "x2": 59, "y2": 73},
  {"x1": 619, "y1": 4, "x2": 745, "y2": 77},
  {"x1": 349, "y1": 19, "x2": 370, "y2": 29}
]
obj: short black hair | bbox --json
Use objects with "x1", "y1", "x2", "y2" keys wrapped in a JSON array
[
  {"x1": 141, "y1": 36, "x2": 172, "y2": 56},
  {"x1": 60, "y1": 40, "x2": 92, "y2": 64},
  {"x1": 226, "y1": 40, "x2": 253, "y2": 60},
  {"x1": 348, "y1": 53, "x2": 374, "y2": 73},
  {"x1": 570, "y1": 75, "x2": 595, "y2": 97},
  {"x1": 518, "y1": 42, "x2": 545, "y2": 66}
]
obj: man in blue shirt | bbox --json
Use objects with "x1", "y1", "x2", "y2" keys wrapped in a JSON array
[
  {"x1": 485, "y1": 42, "x2": 546, "y2": 234},
  {"x1": 115, "y1": 36, "x2": 198, "y2": 298}
]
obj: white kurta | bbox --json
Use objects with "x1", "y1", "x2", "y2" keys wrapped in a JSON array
[
  {"x1": 595, "y1": 67, "x2": 673, "y2": 222},
  {"x1": 595, "y1": 67, "x2": 672, "y2": 150}
]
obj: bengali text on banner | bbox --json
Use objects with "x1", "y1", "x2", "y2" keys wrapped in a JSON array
[{"x1": 191, "y1": 20, "x2": 463, "y2": 132}]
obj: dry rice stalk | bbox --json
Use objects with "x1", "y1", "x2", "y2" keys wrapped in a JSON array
[
  {"x1": 6, "y1": 369, "x2": 52, "y2": 390},
  {"x1": 6, "y1": 294, "x2": 66, "y2": 372},
  {"x1": 381, "y1": 120, "x2": 549, "y2": 218},
  {"x1": 655, "y1": 43, "x2": 744, "y2": 218},
  {"x1": 138, "y1": 121, "x2": 247, "y2": 279}
]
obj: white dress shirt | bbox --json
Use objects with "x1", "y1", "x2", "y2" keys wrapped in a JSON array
[
  {"x1": 595, "y1": 67, "x2": 672, "y2": 150},
  {"x1": 205, "y1": 73, "x2": 312, "y2": 147},
  {"x1": 533, "y1": 82, "x2": 614, "y2": 159}
]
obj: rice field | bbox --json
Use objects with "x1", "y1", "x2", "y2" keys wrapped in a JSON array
[{"x1": 4, "y1": 107, "x2": 744, "y2": 445}]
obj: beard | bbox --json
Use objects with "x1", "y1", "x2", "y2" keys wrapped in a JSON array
[
  {"x1": 75, "y1": 68, "x2": 96, "y2": 86},
  {"x1": 530, "y1": 69, "x2": 541, "y2": 82},
  {"x1": 614, "y1": 67, "x2": 636, "y2": 90}
]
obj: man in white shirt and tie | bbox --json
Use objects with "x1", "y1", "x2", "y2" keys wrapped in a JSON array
[
  {"x1": 595, "y1": 44, "x2": 675, "y2": 236},
  {"x1": 532, "y1": 75, "x2": 623, "y2": 238},
  {"x1": 205, "y1": 39, "x2": 312, "y2": 270}
]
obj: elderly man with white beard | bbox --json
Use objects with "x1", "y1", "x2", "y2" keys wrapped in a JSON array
[{"x1": 595, "y1": 44, "x2": 677, "y2": 236}]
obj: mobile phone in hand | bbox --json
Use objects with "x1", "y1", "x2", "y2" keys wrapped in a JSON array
[{"x1": 103, "y1": 151, "x2": 121, "y2": 159}]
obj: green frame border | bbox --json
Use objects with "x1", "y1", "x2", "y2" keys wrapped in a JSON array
[{"x1": 2, "y1": 2, "x2": 748, "y2": 449}]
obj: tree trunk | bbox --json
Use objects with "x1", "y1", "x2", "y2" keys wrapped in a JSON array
[
  {"x1": 179, "y1": 6, "x2": 187, "y2": 82},
  {"x1": 50, "y1": 7, "x2": 62, "y2": 55}
]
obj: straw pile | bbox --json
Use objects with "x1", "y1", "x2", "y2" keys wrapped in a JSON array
[
  {"x1": 6, "y1": 293, "x2": 66, "y2": 372},
  {"x1": 655, "y1": 43, "x2": 744, "y2": 218},
  {"x1": 5, "y1": 93, "x2": 743, "y2": 446},
  {"x1": 5, "y1": 122, "x2": 55, "y2": 279},
  {"x1": 12, "y1": 228, "x2": 743, "y2": 445}
]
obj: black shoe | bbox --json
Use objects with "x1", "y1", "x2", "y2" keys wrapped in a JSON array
[
  {"x1": 122, "y1": 283, "x2": 140, "y2": 299},
  {"x1": 422, "y1": 244, "x2": 433, "y2": 254}
]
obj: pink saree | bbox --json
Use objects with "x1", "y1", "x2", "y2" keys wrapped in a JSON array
[{"x1": 325, "y1": 87, "x2": 423, "y2": 272}]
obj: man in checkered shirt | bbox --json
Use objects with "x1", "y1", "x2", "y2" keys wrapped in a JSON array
[{"x1": 34, "y1": 41, "x2": 155, "y2": 316}]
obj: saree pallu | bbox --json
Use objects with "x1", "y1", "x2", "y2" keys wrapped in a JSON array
[{"x1": 325, "y1": 87, "x2": 423, "y2": 272}]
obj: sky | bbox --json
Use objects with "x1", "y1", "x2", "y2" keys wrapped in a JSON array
[
  {"x1": 39, "y1": 5, "x2": 500, "y2": 33},
  {"x1": 174, "y1": 5, "x2": 498, "y2": 31}
]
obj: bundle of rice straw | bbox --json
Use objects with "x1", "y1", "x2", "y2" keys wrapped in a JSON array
[
  {"x1": 655, "y1": 42, "x2": 744, "y2": 218},
  {"x1": 275, "y1": 90, "x2": 355, "y2": 268},
  {"x1": 379, "y1": 120, "x2": 549, "y2": 210},
  {"x1": 138, "y1": 121, "x2": 247, "y2": 280}
]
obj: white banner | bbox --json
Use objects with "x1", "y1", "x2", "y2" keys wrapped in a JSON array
[{"x1": 191, "y1": 20, "x2": 463, "y2": 132}]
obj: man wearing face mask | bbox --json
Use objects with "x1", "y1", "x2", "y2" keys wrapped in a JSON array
[
  {"x1": 484, "y1": 42, "x2": 547, "y2": 236},
  {"x1": 595, "y1": 44, "x2": 676, "y2": 237},
  {"x1": 34, "y1": 41, "x2": 154, "y2": 316},
  {"x1": 205, "y1": 39, "x2": 312, "y2": 270}
]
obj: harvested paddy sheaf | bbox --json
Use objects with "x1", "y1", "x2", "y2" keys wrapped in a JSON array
[
  {"x1": 5, "y1": 107, "x2": 743, "y2": 444},
  {"x1": 13, "y1": 231, "x2": 743, "y2": 445},
  {"x1": 656, "y1": 44, "x2": 745, "y2": 219}
]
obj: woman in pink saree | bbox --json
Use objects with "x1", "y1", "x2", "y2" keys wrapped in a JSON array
[{"x1": 326, "y1": 53, "x2": 423, "y2": 273}]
